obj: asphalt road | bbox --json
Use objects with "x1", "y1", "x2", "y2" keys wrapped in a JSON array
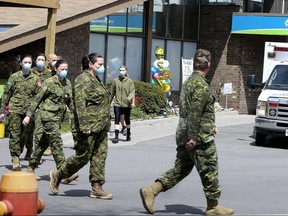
[{"x1": 1, "y1": 112, "x2": 288, "y2": 215}]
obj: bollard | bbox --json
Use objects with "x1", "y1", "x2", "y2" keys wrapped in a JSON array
[{"x1": 0, "y1": 171, "x2": 45, "y2": 215}]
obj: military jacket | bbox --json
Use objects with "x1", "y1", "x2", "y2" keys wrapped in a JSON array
[
  {"x1": 0, "y1": 71, "x2": 41, "y2": 115},
  {"x1": 176, "y1": 72, "x2": 215, "y2": 145},
  {"x1": 30, "y1": 67, "x2": 52, "y2": 82},
  {"x1": 73, "y1": 70, "x2": 111, "y2": 133},
  {"x1": 26, "y1": 75, "x2": 73, "y2": 122},
  {"x1": 110, "y1": 76, "x2": 135, "y2": 108}
]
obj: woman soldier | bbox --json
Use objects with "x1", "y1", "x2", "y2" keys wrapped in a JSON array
[
  {"x1": 22, "y1": 59, "x2": 78, "y2": 184},
  {"x1": 22, "y1": 52, "x2": 52, "y2": 161},
  {"x1": 49, "y1": 53, "x2": 112, "y2": 199},
  {"x1": 0, "y1": 54, "x2": 41, "y2": 170}
]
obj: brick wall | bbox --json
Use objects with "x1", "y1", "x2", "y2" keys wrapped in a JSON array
[
  {"x1": 55, "y1": 23, "x2": 90, "y2": 81},
  {"x1": 0, "y1": 23, "x2": 90, "y2": 81},
  {"x1": 200, "y1": 5, "x2": 287, "y2": 114}
]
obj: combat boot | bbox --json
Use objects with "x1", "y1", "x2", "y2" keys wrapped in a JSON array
[
  {"x1": 90, "y1": 182, "x2": 113, "y2": 200},
  {"x1": 24, "y1": 147, "x2": 33, "y2": 161},
  {"x1": 26, "y1": 164, "x2": 41, "y2": 181},
  {"x1": 62, "y1": 172, "x2": 79, "y2": 184},
  {"x1": 126, "y1": 128, "x2": 131, "y2": 141},
  {"x1": 139, "y1": 181, "x2": 163, "y2": 214},
  {"x1": 112, "y1": 130, "x2": 119, "y2": 143},
  {"x1": 43, "y1": 146, "x2": 52, "y2": 156},
  {"x1": 12, "y1": 156, "x2": 21, "y2": 171},
  {"x1": 49, "y1": 169, "x2": 63, "y2": 195},
  {"x1": 206, "y1": 199, "x2": 234, "y2": 216}
]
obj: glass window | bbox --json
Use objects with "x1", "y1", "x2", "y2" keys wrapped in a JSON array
[
  {"x1": 153, "y1": 0, "x2": 197, "y2": 40},
  {"x1": 153, "y1": 1, "x2": 166, "y2": 38},
  {"x1": 183, "y1": 42, "x2": 197, "y2": 59},
  {"x1": 183, "y1": 1, "x2": 199, "y2": 40},
  {"x1": 89, "y1": 33, "x2": 105, "y2": 56},
  {"x1": 108, "y1": 12, "x2": 127, "y2": 33},
  {"x1": 106, "y1": 35, "x2": 125, "y2": 82},
  {"x1": 90, "y1": 16, "x2": 108, "y2": 32},
  {"x1": 127, "y1": 4, "x2": 144, "y2": 35},
  {"x1": 89, "y1": 34, "x2": 106, "y2": 81},
  {"x1": 166, "y1": 40, "x2": 181, "y2": 91},
  {"x1": 127, "y1": 13, "x2": 144, "y2": 34},
  {"x1": 126, "y1": 37, "x2": 143, "y2": 80},
  {"x1": 0, "y1": 25, "x2": 16, "y2": 32}
]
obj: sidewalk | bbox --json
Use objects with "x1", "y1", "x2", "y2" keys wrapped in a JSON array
[{"x1": 61, "y1": 110, "x2": 256, "y2": 147}]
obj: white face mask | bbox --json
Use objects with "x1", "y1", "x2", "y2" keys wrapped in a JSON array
[
  {"x1": 119, "y1": 70, "x2": 126, "y2": 77},
  {"x1": 51, "y1": 61, "x2": 57, "y2": 69}
]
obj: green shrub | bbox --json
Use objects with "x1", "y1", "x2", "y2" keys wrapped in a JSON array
[{"x1": 133, "y1": 80, "x2": 167, "y2": 114}]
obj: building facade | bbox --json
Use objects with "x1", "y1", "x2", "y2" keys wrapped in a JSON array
[{"x1": 0, "y1": 0, "x2": 287, "y2": 114}]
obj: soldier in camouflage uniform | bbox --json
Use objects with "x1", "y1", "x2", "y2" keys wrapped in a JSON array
[
  {"x1": 139, "y1": 49, "x2": 234, "y2": 216},
  {"x1": 49, "y1": 53, "x2": 112, "y2": 199},
  {"x1": 22, "y1": 59, "x2": 78, "y2": 183},
  {"x1": 0, "y1": 54, "x2": 41, "y2": 171},
  {"x1": 22, "y1": 53, "x2": 52, "y2": 161}
]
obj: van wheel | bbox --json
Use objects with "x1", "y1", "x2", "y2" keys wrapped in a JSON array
[{"x1": 255, "y1": 132, "x2": 267, "y2": 146}]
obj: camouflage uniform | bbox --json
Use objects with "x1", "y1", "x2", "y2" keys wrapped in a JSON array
[
  {"x1": 157, "y1": 72, "x2": 221, "y2": 200},
  {"x1": 26, "y1": 75, "x2": 73, "y2": 168},
  {"x1": 22, "y1": 67, "x2": 52, "y2": 153},
  {"x1": 0, "y1": 71, "x2": 41, "y2": 157},
  {"x1": 58, "y1": 70, "x2": 111, "y2": 185}
]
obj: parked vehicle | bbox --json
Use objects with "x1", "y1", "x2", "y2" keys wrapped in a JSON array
[{"x1": 247, "y1": 41, "x2": 288, "y2": 146}]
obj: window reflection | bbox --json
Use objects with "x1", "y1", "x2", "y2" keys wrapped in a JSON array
[
  {"x1": 107, "y1": 35, "x2": 124, "y2": 81},
  {"x1": 90, "y1": 16, "x2": 108, "y2": 32},
  {"x1": 153, "y1": 0, "x2": 199, "y2": 40},
  {"x1": 108, "y1": 12, "x2": 127, "y2": 33}
]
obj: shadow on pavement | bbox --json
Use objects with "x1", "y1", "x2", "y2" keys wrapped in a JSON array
[
  {"x1": 250, "y1": 136, "x2": 288, "y2": 150},
  {"x1": 63, "y1": 189, "x2": 91, "y2": 197},
  {"x1": 159, "y1": 204, "x2": 204, "y2": 215}
]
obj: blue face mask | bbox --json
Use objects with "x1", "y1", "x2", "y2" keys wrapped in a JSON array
[
  {"x1": 58, "y1": 70, "x2": 67, "y2": 79},
  {"x1": 96, "y1": 66, "x2": 105, "y2": 75},
  {"x1": 22, "y1": 63, "x2": 31, "y2": 72},
  {"x1": 36, "y1": 61, "x2": 45, "y2": 70}
]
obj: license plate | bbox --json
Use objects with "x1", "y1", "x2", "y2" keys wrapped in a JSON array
[{"x1": 286, "y1": 129, "x2": 288, "y2": 136}]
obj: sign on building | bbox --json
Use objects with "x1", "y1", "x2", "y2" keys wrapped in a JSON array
[{"x1": 181, "y1": 57, "x2": 193, "y2": 83}]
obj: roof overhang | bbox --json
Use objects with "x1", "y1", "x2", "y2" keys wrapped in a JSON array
[
  {"x1": 0, "y1": 0, "x2": 60, "y2": 9},
  {"x1": 0, "y1": 0, "x2": 147, "y2": 53}
]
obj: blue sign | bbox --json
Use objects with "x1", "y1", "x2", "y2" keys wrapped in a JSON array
[{"x1": 231, "y1": 13, "x2": 288, "y2": 35}]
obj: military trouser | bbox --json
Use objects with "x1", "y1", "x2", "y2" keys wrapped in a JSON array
[
  {"x1": 59, "y1": 128, "x2": 108, "y2": 185},
  {"x1": 22, "y1": 118, "x2": 34, "y2": 151},
  {"x1": 8, "y1": 113, "x2": 34, "y2": 157},
  {"x1": 157, "y1": 140, "x2": 221, "y2": 200},
  {"x1": 29, "y1": 113, "x2": 65, "y2": 169}
]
